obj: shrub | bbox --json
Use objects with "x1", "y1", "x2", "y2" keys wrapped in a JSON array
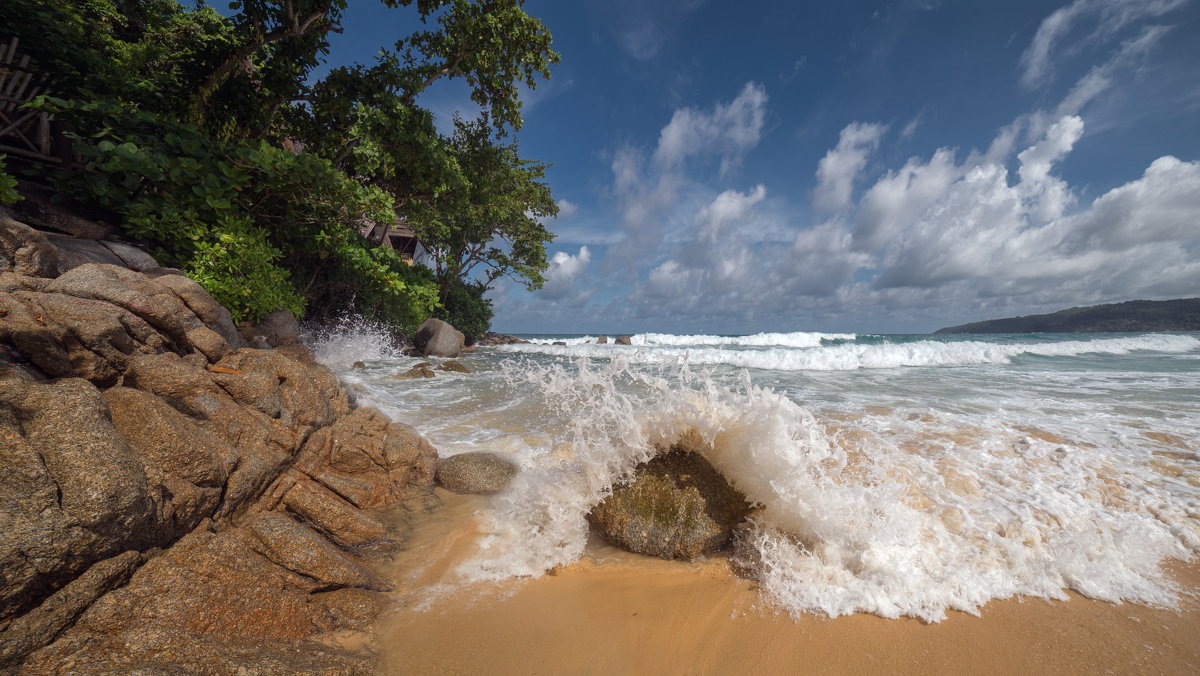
[{"x1": 0, "y1": 156, "x2": 20, "y2": 204}]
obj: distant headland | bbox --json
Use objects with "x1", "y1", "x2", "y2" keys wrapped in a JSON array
[{"x1": 934, "y1": 298, "x2": 1200, "y2": 334}]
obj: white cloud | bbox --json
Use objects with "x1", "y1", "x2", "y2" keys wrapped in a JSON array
[
  {"x1": 555, "y1": 199, "x2": 579, "y2": 219},
  {"x1": 539, "y1": 246, "x2": 592, "y2": 300},
  {"x1": 653, "y1": 82, "x2": 768, "y2": 175},
  {"x1": 1019, "y1": 0, "x2": 1187, "y2": 89},
  {"x1": 813, "y1": 122, "x2": 887, "y2": 213}
]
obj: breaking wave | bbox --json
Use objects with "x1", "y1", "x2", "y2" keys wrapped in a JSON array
[{"x1": 498, "y1": 333, "x2": 1200, "y2": 371}]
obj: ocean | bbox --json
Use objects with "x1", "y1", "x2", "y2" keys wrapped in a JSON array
[{"x1": 309, "y1": 326, "x2": 1200, "y2": 623}]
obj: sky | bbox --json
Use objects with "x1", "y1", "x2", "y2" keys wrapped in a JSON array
[{"x1": 315, "y1": 0, "x2": 1200, "y2": 334}]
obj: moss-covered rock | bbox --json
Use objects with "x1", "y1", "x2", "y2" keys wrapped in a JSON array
[{"x1": 587, "y1": 448, "x2": 754, "y2": 561}]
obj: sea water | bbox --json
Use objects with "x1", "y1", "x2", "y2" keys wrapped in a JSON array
[{"x1": 309, "y1": 325, "x2": 1200, "y2": 622}]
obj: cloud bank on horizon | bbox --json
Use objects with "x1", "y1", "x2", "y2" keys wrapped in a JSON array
[{"x1": 487, "y1": 0, "x2": 1200, "y2": 333}]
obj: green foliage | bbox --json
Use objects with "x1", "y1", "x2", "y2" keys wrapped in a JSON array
[
  {"x1": 0, "y1": 156, "x2": 20, "y2": 205},
  {"x1": 408, "y1": 115, "x2": 557, "y2": 294},
  {"x1": 45, "y1": 98, "x2": 438, "y2": 328},
  {"x1": 434, "y1": 278, "x2": 494, "y2": 340},
  {"x1": 6, "y1": 0, "x2": 560, "y2": 335}
]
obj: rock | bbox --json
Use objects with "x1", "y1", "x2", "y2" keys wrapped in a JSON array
[
  {"x1": 352, "y1": 361, "x2": 366, "y2": 369},
  {"x1": 99, "y1": 240, "x2": 158, "y2": 271},
  {"x1": 245, "y1": 512, "x2": 390, "y2": 592},
  {"x1": 0, "y1": 290, "x2": 168, "y2": 386},
  {"x1": 587, "y1": 447, "x2": 755, "y2": 561},
  {"x1": 103, "y1": 386, "x2": 238, "y2": 532},
  {"x1": 7, "y1": 187, "x2": 114, "y2": 239},
  {"x1": 240, "y1": 308, "x2": 300, "y2": 348},
  {"x1": 43, "y1": 234, "x2": 126, "y2": 274},
  {"x1": 0, "y1": 271, "x2": 47, "y2": 293},
  {"x1": 294, "y1": 407, "x2": 438, "y2": 509},
  {"x1": 394, "y1": 362, "x2": 435, "y2": 379},
  {"x1": 21, "y1": 527, "x2": 375, "y2": 675},
  {"x1": 0, "y1": 207, "x2": 60, "y2": 277},
  {"x1": 552, "y1": 341, "x2": 567, "y2": 346},
  {"x1": 151, "y1": 272, "x2": 241, "y2": 348},
  {"x1": 412, "y1": 318, "x2": 464, "y2": 357},
  {"x1": 0, "y1": 551, "x2": 143, "y2": 669},
  {"x1": 615, "y1": 335, "x2": 632, "y2": 345},
  {"x1": 46, "y1": 264, "x2": 231, "y2": 361},
  {"x1": 436, "y1": 452, "x2": 518, "y2": 494},
  {"x1": 475, "y1": 331, "x2": 529, "y2": 345},
  {"x1": 281, "y1": 477, "x2": 395, "y2": 551},
  {"x1": 436, "y1": 360, "x2": 470, "y2": 373},
  {"x1": 0, "y1": 378, "x2": 158, "y2": 626},
  {"x1": 596, "y1": 335, "x2": 608, "y2": 344}
]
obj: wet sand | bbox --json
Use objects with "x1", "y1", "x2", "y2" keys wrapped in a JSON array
[{"x1": 377, "y1": 490, "x2": 1200, "y2": 675}]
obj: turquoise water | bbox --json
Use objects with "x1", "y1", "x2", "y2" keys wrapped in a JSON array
[{"x1": 311, "y1": 327, "x2": 1200, "y2": 621}]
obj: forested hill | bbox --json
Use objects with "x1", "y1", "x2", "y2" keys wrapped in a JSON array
[{"x1": 934, "y1": 299, "x2": 1200, "y2": 334}]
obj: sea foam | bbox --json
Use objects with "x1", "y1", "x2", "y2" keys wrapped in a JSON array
[
  {"x1": 452, "y1": 356, "x2": 1198, "y2": 622},
  {"x1": 497, "y1": 333, "x2": 1200, "y2": 371}
]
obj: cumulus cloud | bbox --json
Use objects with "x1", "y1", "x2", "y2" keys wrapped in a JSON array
[
  {"x1": 653, "y1": 82, "x2": 768, "y2": 174},
  {"x1": 813, "y1": 122, "x2": 887, "y2": 213},
  {"x1": 1019, "y1": 0, "x2": 1186, "y2": 89},
  {"x1": 555, "y1": 199, "x2": 579, "y2": 219},
  {"x1": 538, "y1": 246, "x2": 593, "y2": 300}
]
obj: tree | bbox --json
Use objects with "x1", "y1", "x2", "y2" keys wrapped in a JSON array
[{"x1": 408, "y1": 115, "x2": 557, "y2": 299}]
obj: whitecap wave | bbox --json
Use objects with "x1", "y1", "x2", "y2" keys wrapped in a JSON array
[
  {"x1": 495, "y1": 334, "x2": 1200, "y2": 371},
  {"x1": 632, "y1": 331, "x2": 856, "y2": 348}
]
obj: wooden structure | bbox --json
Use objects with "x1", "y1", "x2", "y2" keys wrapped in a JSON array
[
  {"x1": 361, "y1": 220, "x2": 424, "y2": 264},
  {"x1": 0, "y1": 36, "x2": 69, "y2": 165}
]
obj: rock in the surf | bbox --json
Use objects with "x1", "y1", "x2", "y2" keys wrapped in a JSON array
[
  {"x1": 596, "y1": 335, "x2": 608, "y2": 344},
  {"x1": 614, "y1": 335, "x2": 632, "y2": 345},
  {"x1": 587, "y1": 448, "x2": 754, "y2": 561},
  {"x1": 412, "y1": 318, "x2": 465, "y2": 357},
  {"x1": 436, "y1": 360, "x2": 470, "y2": 373},
  {"x1": 436, "y1": 452, "x2": 518, "y2": 494}
]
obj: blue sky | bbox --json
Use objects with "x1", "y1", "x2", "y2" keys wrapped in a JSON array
[{"x1": 316, "y1": 0, "x2": 1200, "y2": 333}]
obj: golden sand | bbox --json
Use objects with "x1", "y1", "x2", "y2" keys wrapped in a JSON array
[{"x1": 377, "y1": 490, "x2": 1200, "y2": 675}]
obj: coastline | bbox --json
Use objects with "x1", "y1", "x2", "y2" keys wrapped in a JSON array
[{"x1": 378, "y1": 490, "x2": 1200, "y2": 675}]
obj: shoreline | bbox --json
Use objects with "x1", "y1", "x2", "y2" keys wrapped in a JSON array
[{"x1": 377, "y1": 489, "x2": 1200, "y2": 675}]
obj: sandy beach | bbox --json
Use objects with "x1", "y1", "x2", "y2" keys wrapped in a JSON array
[{"x1": 375, "y1": 490, "x2": 1200, "y2": 675}]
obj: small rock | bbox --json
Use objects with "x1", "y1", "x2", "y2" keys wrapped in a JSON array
[
  {"x1": 587, "y1": 447, "x2": 754, "y2": 561},
  {"x1": 596, "y1": 335, "x2": 608, "y2": 344},
  {"x1": 352, "y1": 361, "x2": 366, "y2": 369},
  {"x1": 552, "y1": 341, "x2": 567, "y2": 346},
  {"x1": 615, "y1": 335, "x2": 632, "y2": 345},
  {"x1": 393, "y1": 363, "x2": 435, "y2": 380},
  {"x1": 436, "y1": 360, "x2": 470, "y2": 373},
  {"x1": 436, "y1": 452, "x2": 517, "y2": 494}
]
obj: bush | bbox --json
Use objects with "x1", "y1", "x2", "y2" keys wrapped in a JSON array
[
  {"x1": 434, "y1": 278, "x2": 494, "y2": 341},
  {"x1": 0, "y1": 156, "x2": 20, "y2": 204},
  {"x1": 44, "y1": 97, "x2": 439, "y2": 329}
]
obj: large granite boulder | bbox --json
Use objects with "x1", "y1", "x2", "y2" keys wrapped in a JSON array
[
  {"x1": 614, "y1": 335, "x2": 632, "y2": 345},
  {"x1": 0, "y1": 379, "x2": 159, "y2": 627},
  {"x1": 412, "y1": 318, "x2": 464, "y2": 357},
  {"x1": 595, "y1": 335, "x2": 608, "y2": 344},
  {"x1": 587, "y1": 448, "x2": 755, "y2": 561},
  {"x1": 436, "y1": 452, "x2": 518, "y2": 494},
  {"x1": 0, "y1": 207, "x2": 59, "y2": 278}
]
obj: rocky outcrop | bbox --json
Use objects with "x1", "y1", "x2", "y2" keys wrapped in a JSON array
[
  {"x1": 1, "y1": 207, "x2": 59, "y2": 278},
  {"x1": 475, "y1": 331, "x2": 528, "y2": 345},
  {"x1": 595, "y1": 335, "x2": 608, "y2": 344},
  {"x1": 615, "y1": 335, "x2": 632, "y2": 345},
  {"x1": 587, "y1": 448, "x2": 754, "y2": 561},
  {"x1": 412, "y1": 318, "x2": 464, "y2": 357},
  {"x1": 437, "y1": 359, "x2": 470, "y2": 373},
  {"x1": 0, "y1": 211, "x2": 439, "y2": 673},
  {"x1": 436, "y1": 452, "x2": 518, "y2": 494}
]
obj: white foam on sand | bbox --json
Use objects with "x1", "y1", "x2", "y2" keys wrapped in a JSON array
[{"x1": 453, "y1": 357, "x2": 1199, "y2": 622}]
